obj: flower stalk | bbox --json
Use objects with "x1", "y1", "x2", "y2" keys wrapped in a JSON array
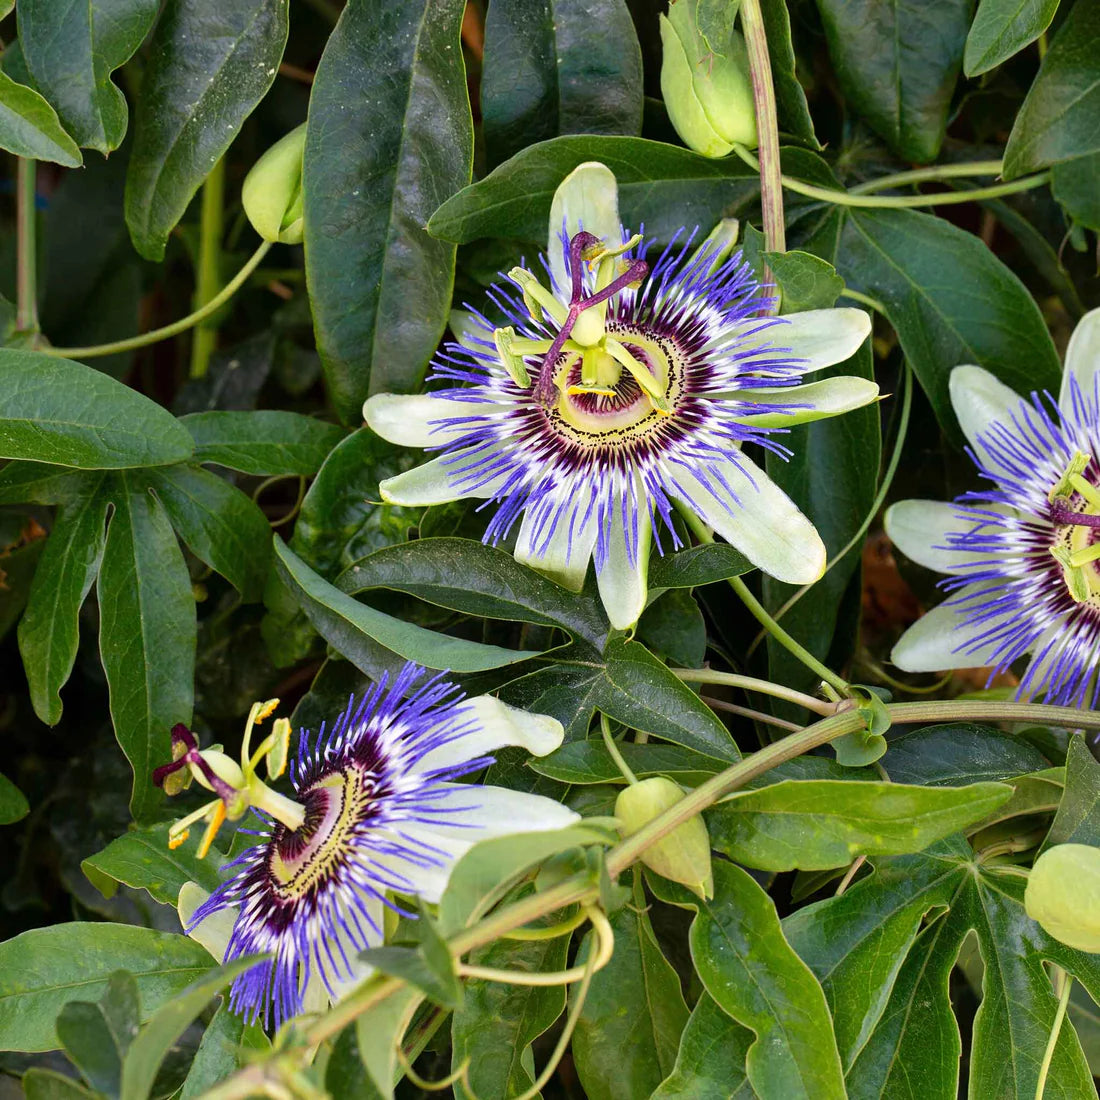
[{"x1": 15, "y1": 158, "x2": 38, "y2": 336}]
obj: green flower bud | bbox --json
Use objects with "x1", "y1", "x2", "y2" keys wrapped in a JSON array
[
  {"x1": 242, "y1": 123, "x2": 306, "y2": 245},
  {"x1": 660, "y1": 0, "x2": 757, "y2": 158},
  {"x1": 616, "y1": 776, "x2": 714, "y2": 899},
  {"x1": 1025, "y1": 843, "x2": 1100, "y2": 952}
]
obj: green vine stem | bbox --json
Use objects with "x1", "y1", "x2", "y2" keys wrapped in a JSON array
[
  {"x1": 600, "y1": 712, "x2": 639, "y2": 783},
  {"x1": 190, "y1": 156, "x2": 226, "y2": 379},
  {"x1": 674, "y1": 667, "x2": 840, "y2": 716},
  {"x1": 849, "y1": 159, "x2": 1006, "y2": 194},
  {"x1": 44, "y1": 240, "x2": 272, "y2": 360},
  {"x1": 15, "y1": 158, "x2": 38, "y2": 335},
  {"x1": 739, "y1": 0, "x2": 785, "y2": 265},
  {"x1": 1035, "y1": 966, "x2": 1073, "y2": 1100},
  {"x1": 201, "y1": 698, "x2": 1100, "y2": 1100},
  {"x1": 731, "y1": 144, "x2": 1051, "y2": 209}
]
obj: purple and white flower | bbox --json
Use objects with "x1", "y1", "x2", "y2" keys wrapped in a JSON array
[
  {"x1": 178, "y1": 665, "x2": 575, "y2": 1028},
  {"x1": 887, "y1": 310, "x2": 1100, "y2": 706},
  {"x1": 364, "y1": 163, "x2": 876, "y2": 629}
]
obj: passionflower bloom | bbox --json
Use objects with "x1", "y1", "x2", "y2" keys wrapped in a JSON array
[
  {"x1": 158, "y1": 665, "x2": 576, "y2": 1028},
  {"x1": 364, "y1": 164, "x2": 876, "y2": 629},
  {"x1": 887, "y1": 310, "x2": 1100, "y2": 705}
]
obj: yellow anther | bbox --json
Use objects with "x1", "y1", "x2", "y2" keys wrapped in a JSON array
[
  {"x1": 566, "y1": 385, "x2": 617, "y2": 397},
  {"x1": 197, "y1": 801, "x2": 227, "y2": 860},
  {"x1": 168, "y1": 829, "x2": 189, "y2": 850}
]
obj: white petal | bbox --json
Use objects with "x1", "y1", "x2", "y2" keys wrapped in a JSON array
[
  {"x1": 670, "y1": 451, "x2": 825, "y2": 584},
  {"x1": 727, "y1": 376, "x2": 880, "y2": 427},
  {"x1": 1060, "y1": 308, "x2": 1100, "y2": 413},
  {"x1": 949, "y1": 365, "x2": 1026, "y2": 458},
  {"x1": 178, "y1": 883, "x2": 234, "y2": 963},
  {"x1": 363, "y1": 393, "x2": 503, "y2": 448},
  {"x1": 429, "y1": 784, "x2": 580, "y2": 843},
  {"x1": 412, "y1": 695, "x2": 566, "y2": 776},
  {"x1": 884, "y1": 499, "x2": 994, "y2": 575},
  {"x1": 379, "y1": 446, "x2": 512, "y2": 506},
  {"x1": 548, "y1": 162, "x2": 622, "y2": 294},
  {"x1": 595, "y1": 485, "x2": 652, "y2": 630},
  {"x1": 739, "y1": 308, "x2": 871, "y2": 373},
  {"x1": 514, "y1": 482, "x2": 598, "y2": 591},
  {"x1": 891, "y1": 587, "x2": 1007, "y2": 672}
]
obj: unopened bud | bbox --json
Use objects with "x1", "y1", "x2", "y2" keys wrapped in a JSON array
[
  {"x1": 242, "y1": 124, "x2": 306, "y2": 245},
  {"x1": 660, "y1": 1, "x2": 757, "y2": 158},
  {"x1": 1025, "y1": 843, "x2": 1100, "y2": 952},
  {"x1": 616, "y1": 777, "x2": 713, "y2": 899}
]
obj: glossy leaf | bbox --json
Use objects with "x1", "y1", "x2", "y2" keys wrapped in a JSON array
[
  {"x1": 17, "y1": 478, "x2": 109, "y2": 725},
  {"x1": 1043, "y1": 733, "x2": 1100, "y2": 849},
  {"x1": 55, "y1": 972, "x2": 138, "y2": 1097},
  {"x1": 652, "y1": 993, "x2": 754, "y2": 1099},
  {"x1": 882, "y1": 722, "x2": 1051, "y2": 787},
  {"x1": 180, "y1": 1003, "x2": 269, "y2": 1100},
  {"x1": 97, "y1": 475, "x2": 196, "y2": 822},
  {"x1": 653, "y1": 862, "x2": 847, "y2": 1098},
  {"x1": 451, "y1": 932, "x2": 570, "y2": 1096},
  {"x1": 338, "y1": 536, "x2": 608, "y2": 649},
  {"x1": 707, "y1": 779, "x2": 1012, "y2": 871},
  {"x1": 352, "y1": 986, "x2": 424, "y2": 1100},
  {"x1": 647, "y1": 542, "x2": 754, "y2": 589},
  {"x1": 964, "y1": 0, "x2": 1060, "y2": 76},
  {"x1": 1003, "y1": 0, "x2": 1100, "y2": 177},
  {"x1": 1052, "y1": 151, "x2": 1100, "y2": 231},
  {"x1": 150, "y1": 463, "x2": 272, "y2": 602},
  {"x1": 572, "y1": 895, "x2": 689, "y2": 1100},
  {"x1": 81, "y1": 822, "x2": 227, "y2": 907},
  {"x1": 764, "y1": 250, "x2": 845, "y2": 314},
  {"x1": 274, "y1": 536, "x2": 537, "y2": 675},
  {"x1": 814, "y1": 0, "x2": 972, "y2": 161},
  {"x1": 303, "y1": 0, "x2": 473, "y2": 421},
  {"x1": 838, "y1": 207, "x2": 1061, "y2": 436},
  {"x1": 0, "y1": 351, "x2": 194, "y2": 469},
  {"x1": 428, "y1": 135, "x2": 756, "y2": 246},
  {"x1": 125, "y1": 0, "x2": 290, "y2": 260},
  {"x1": 481, "y1": 0, "x2": 642, "y2": 166},
  {"x1": 181, "y1": 410, "x2": 345, "y2": 477},
  {"x1": 0, "y1": 771, "x2": 29, "y2": 824},
  {"x1": 0, "y1": 70, "x2": 81, "y2": 165},
  {"x1": 762, "y1": 0, "x2": 818, "y2": 146},
  {"x1": 0, "y1": 924, "x2": 213, "y2": 1052},
  {"x1": 20, "y1": 1070, "x2": 97, "y2": 1100},
  {"x1": 18, "y1": 0, "x2": 157, "y2": 153},
  {"x1": 531, "y1": 739, "x2": 727, "y2": 786},
  {"x1": 120, "y1": 956, "x2": 263, "y2": 1100}
]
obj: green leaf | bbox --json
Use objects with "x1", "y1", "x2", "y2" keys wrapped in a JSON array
[
  {"x1": 651, "y1": 993, "x2": 754, "y2": 1099},
  {"x1": 597, "y1": 638, "x2": 741, "y2": 761},
  {"x1": 572, "y1": 893, "x2": 689, "y2": 1100},
  {"x1": 763, "y1": 340, "x2": 877, "y2": 719},
  {"x1": 637, "y1": 588, "x2": 705, "y2": 668},
  {"x1": 1051, "y1": 151, "x2": 1100, "y2": 231},
  {"x1": 1003, "y1": 0, "x2": 1100, "y2": 177},
  {"x1": 17, "y1": 478, "x2": 109, "y2": 725},
  {"x1": 761, "y1": 0, "x2": 818, "y2": 147},
  {"x1": 0, "y1": 70, "x2": 81, "y2": 165},
  {"x1": 763, "y1": 250, "x2": 845, "y2": 313},
  {"x1": 0, "y1": 924, "x2": 214, "y2": 1052},
  {"x1": 350, "y1": 987, "x2": 424, "y2": 1100},
  {"x1": 181, "y1": 411, "x2": 345, "y2": 477},
  {"x1": 97, "y1": 475, "x2": 196, "y2": 823},
  {"x1": 338, "y1": 536, "x2": 608, "y2": 649},
  {"x1": 120, "y1": 956, "x2": 264, "y2": 1100},
  {"x1": 303, "y1": 0, "x2": 473, "y2": 422},
  {"x1": 837, "y1": 207, "x2": 1061, "y2": 436},
  {"x1": 964, "y1": 0, "x2": 1060, "y2": 76},
  {"x1": 124, "y1": 0, "x2": 289, "y2": 260},
  {"x1": 274, "y1": 535, "x2": 537, "y2": 674},
  {"x1": 1044, "y1": 733, "x2": 1100, "y2": 849},
  {"x1": 451, "y1": 932, "x2": 570, "y2": 1097},
  {"x1": 428, "y1": 135, "x2": 756, "y2": 246},
  {"x1": 180, "y1": 1003, "x2": 269, "y2": 1100},
  {"x1": 55, "y1": 971, "x2": 139, "y2": 1097},
  {"x1": 0, "y1": 350, "x2": 195, "y2": 468},
  {"x1": 531, "y1": 739, "x2": 728, "y2": 786},
  {"x1": 481, "y1": 0, "x2": 642, "y2": 166},
  {"x1": 17, "y1": 0, "x2": 157, "y2": 153},
  {"x1": 358, "y1": 945, "x2": 460, "y2": 1010},
  {"x1": 20, "y1": 1070, "x2": 97, "y2": 1100},
  {"x1": 0, "y1": 771, "x2": 29, "y2": 824},
  {"x1": 150, "y1": 464, "x2": 272, "y2": 602},
  {"x1": 784, "y1": 838, "x2": 967, "y2": 1070},
  {"x1": 708, "y1": 779, "x2": 1012, "y2": 872},
  {"x1": 647, "y1": 542, "x2": 754, "y2": 589},
  {"x1": 883, "y1": 722, "x2": 1051, "y2": 786},
  {"x1": 438, "y1": 822, "x2": 617, "y2": 934},
  {"x1": 814, "y1": 0, "x2": 971, "y2": 161},
  {"x1": 652, "y1": 861, "x2": 847, "y2": 1098},
  {"x1": 81, "y1": 822, "x2": 226, "y2": 907},
  {"x1": 0, "y1": 460, "x2": 88, "y2": 505}
]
